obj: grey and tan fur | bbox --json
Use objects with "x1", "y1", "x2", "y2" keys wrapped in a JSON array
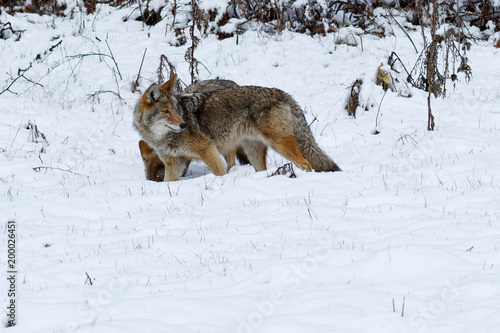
[
  {"x1": 138, "y1": 79, "x2": 255, "y2": 181},
  {"x1": 134, "y1": 75, "x2": 340, "y2": 181}
]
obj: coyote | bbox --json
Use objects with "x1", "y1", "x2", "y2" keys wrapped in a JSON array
[
  {"x1": 134, "y1": 75, "x2": 340, "y2": 181},
  {"x1": 137, "y1": 79, "x2": 254, "y2": 181},
  {"x1": 138, "y1": 140, "x2": 167, "y2": 182}
]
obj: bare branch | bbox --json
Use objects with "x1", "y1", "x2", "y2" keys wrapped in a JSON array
[
  {"x1": 132, "y1": 48, "x2": 147, "y2": 93},
  {"x1": 33, "y1": 166, "x2": 89, "y2": 178}
]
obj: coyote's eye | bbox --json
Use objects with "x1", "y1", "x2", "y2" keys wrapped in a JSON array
[{"x1": 163, "y1": 109, "x2": 170, "y2": 114}]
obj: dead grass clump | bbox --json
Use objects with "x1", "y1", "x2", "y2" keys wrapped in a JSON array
[
  {"x1": 1, "y1": 0, "x2": 67, "y2": 16},
  {"x1": 158, "y1": 55, "x2": 183, "y2": 92},
  {"x1": 270, "y1": 163, "x2": 297, "y2": 178},
  {"x1": 345, "y1": 79, "x2": 363, "y2": 118},
  {"x1": 26, "y1": 121, "x2": 48, "y2": 144}
]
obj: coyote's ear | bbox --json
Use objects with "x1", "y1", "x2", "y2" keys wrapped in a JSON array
[
  {"x1": 138, "y1": 140, "x2": 153, "y2": 161},
  {"x1": 161, "y1": 74, "x2": 177, "y2": 95},
  {"x1": 148, "y1": 84, "x2": 161, "y2": 102}
]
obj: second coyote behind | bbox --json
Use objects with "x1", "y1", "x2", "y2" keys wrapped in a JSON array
[
  {"x1": 139, "y1": 139, "x2": 251, "y2": 182},
  {"x1": 134, "y1": 76, "x2": 340, "y2": 181}
]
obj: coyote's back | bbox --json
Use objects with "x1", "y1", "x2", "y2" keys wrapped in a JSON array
[{"x1": 192, "y1": 86, "x2": 341, "y2": 172}]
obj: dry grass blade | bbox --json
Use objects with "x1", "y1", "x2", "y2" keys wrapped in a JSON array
[{"x1": 132, "y1": 48, "x2": 147, "y2": 93}]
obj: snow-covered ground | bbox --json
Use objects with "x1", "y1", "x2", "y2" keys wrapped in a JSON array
[{"x1": 1, "y1": 4, "x2": 500, "y2": 332}]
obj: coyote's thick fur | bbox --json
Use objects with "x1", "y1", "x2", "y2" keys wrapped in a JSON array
[
  {"x1": 138, "y1": 139, "x2": 166, "y2": 182},
  {"x1": 134, "y1": 75, "x2": 340, "y2": 181},
  {"x1": 139, "y1": 139, "x2": 250, "y2": 182},
  {"x1": 137, "y1": 79, "x2": 254, "y2": 181}
]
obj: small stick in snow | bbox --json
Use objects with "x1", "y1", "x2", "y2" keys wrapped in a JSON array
[
  {"x1": 304, "y1": 198, "x2": 318, "y2": 220},
  {"x1": 85, "y1": 272, "x2": 93, "y2": 286},
  {"x1": 0, "y1": 63, "x2": 42, "y2": 96},
  {"x1": 85, "y1": 90, "x2": 125, "y2": 103},
  {"x1": 105, "y1": 40, "x2": 122, "y2": 80},
  {"x1": 33, "y1": 166, "x2": 89, "y2": 178},
  {"x1": 132, "y1": 48, "x2": 147, "y2": 93},
  {"x1": 373, "y1": 90, "x2": 387, "y2": 135}
]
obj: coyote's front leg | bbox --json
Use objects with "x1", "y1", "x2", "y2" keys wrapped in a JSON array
[
  {"x1": 161, "y1": 155, "x2": 189, "y2": 181},
  {"x1": 193, "y1": 143, "x2": 227, "y2": 177}
]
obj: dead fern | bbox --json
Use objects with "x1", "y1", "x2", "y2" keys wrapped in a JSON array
[
  {"x1": 158, "y1": 54, "x2": 183, "y2": 92},
  {"x1": 185, "y1": 0, "x2": 202, "y2": 84}
]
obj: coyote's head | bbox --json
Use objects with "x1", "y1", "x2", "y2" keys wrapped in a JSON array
[
  {"x1": 135, "y1": 75, "x2": 186, "y2": 137},
  {"x1": 138, "y1": 140, "x2": 165, "y2": 182}
]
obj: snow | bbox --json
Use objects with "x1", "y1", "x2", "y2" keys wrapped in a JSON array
[{"x1": 1, "y1": 4, "x2": 500, "y2": 333}]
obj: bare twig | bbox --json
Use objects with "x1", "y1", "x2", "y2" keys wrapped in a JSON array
[
  {"x1": 426, "y1": 0, "x2": 437, "y2": 131},
  {"x1": 382, "y1": 9, "x2": 418, "y2": 54},
  {"x1": 85, "y1": 90, "x2": 126, "y2": 103},
  {"x1": 33, "y1": 166, "x2": 89, "y2": 178},
  {"x1": 84, "y1": 272, "x2": 93, "y2": 286},
  {"x1": 308, "y1": 113, "x2": 318, "y2": 128},
  {"x1": 1, "y1": 39, "x2": 65, "y2": 93},
  {"x1": 37, "y1": 40, "x2": 63, "y2": 63},
  {"x1": 373, "y1": 90, "x2": 387, "y2": 134},
  {"x1": 132, "y1": 48, "x2": 147, "y2": 93},
  {"x1": 0, "y1": 63, "x2": 43, "y2": 96},
  {"x1": 388, "y1": 52, "x2": 411, "y2": 78},
  {"x1": 1, "y1": 22, "x2": 25, "y2": 40},
  {"x1": 185, "y1": 0, "x2": 201, "y2": 84},
  {"x1": 303, "y1": 198, "x2": 319, "y2": 220},
  {"x1": 66, "y1": 51, "x2": 121, "y2": 80},
  {"x1": 105, "y1": 40, "x2": 122, "y2": 80},
  {"x1": 7, "y1": 121, "x2": 23, "y2": 161},
  {"x1": 1, "y1": 74, "x2": 23, "y2": 95}
]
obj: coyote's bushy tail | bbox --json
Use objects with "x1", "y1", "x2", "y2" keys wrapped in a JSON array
[{"x1": 293, "y1": 107, "x2": 341, "y2": 172}]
